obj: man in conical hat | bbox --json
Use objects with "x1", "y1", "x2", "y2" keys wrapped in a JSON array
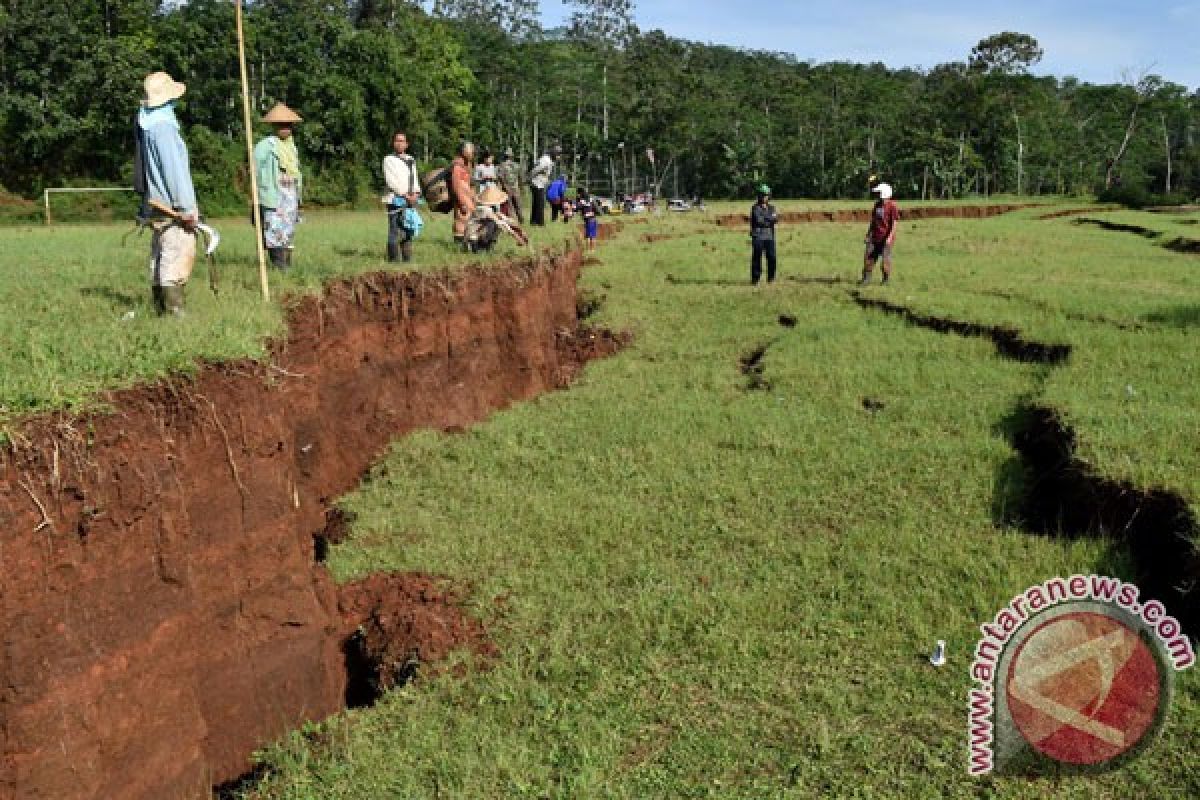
[
  {"x1": 254, "y1": 102, "x2": 304, "y2": 270},
  {"x1": 134, "y1": 71, "x2": 200, "y2": 316},
  {"x1": 464, "y1": 185, "x2": 529, "y2": 251}
]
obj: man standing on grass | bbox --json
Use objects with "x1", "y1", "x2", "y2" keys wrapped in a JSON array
[
  {"x1": 497, "y1": 147, "x2": 524, "y2": 224},
  {"x1": 750, "y1": 183, "x2": 778, "y2": 285},
  {"x1": 861, "y1": 182, "x2": 899, "y2": 286},
  {"x1": 383, "y1": 129, "x2": 421, "y2": 263},
  {"x1": 529, "y1": 145, "x2": 558, "y2": 226},
  {"x1": 135, "y1": 71, "x2": 199, "y2": 317}
]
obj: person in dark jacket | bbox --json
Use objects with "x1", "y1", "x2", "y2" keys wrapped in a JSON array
[{"x1": 750, "y1": 183, "x2": 778, "y2": 285}]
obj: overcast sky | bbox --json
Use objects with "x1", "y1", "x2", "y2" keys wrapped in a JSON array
[{"x1": 542, "y1": 1, "x2": 1200, "y2": 90}]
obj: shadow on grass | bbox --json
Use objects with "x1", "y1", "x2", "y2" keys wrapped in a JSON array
[
  {"x1": 1143, "y1": 305, "x2": 1200, "y2": 329},
  {"x1": 80, "y1": 286, "x2": 141, "y2": 310}
]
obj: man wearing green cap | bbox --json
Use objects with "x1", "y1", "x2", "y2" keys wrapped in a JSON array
[{"x1": 750, "y1": 183, "x2": 778, "y2": 285}]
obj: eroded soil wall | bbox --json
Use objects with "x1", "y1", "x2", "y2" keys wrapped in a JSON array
[
  {"x1": 0, "y1": 247, "x2": 617, "y2": 800},
  {"x1": 714, "y1": 203, "x2": 1036, "y2": 227}
]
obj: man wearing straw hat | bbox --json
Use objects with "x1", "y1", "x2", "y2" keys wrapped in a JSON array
[
  {"x1": 497, "y1": 147, "x2": 524, "y2": 224},
  {"x1": 464, "y1": 185, "x2": 529, "y2": 252},
  {"x1": 135, "y1": 71, "x2": 200, "y2": 317},
  {"x1": 254, "y1": 102, "x2": 304, "y2": 270}
]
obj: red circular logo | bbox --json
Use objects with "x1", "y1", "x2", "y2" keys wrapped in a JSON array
[{"x1": 1005, "y1": 611, "x2": 1163, "y2": 765}]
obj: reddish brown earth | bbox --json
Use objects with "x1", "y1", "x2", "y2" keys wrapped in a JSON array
[
  {"x1": 714, "y1": 203, "x2": 1037, "y2": 227},
  {"x1": 0, "y1": 246, "x2": 624, "y2": 800},
  {"x1": 1036, "y1": 205, "x2": 1122, "y2": 220},
  {"x1": 642, "y1": 233, "x2": 680, "y2": 243}
]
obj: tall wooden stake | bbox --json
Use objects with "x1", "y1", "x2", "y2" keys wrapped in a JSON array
[{"x1": 235, "y1": 0, "x2": 269, "y2": 302}]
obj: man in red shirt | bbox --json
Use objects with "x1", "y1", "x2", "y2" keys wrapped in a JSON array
[{"x1": 862, "y1": 182, "x2": 899, "y2": 286}]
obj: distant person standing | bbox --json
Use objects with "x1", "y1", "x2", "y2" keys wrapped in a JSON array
[
  {"x1": 750, "y1": 183, "x2": 778, "y2": 285},
  {"x1": 383, "y1": 130, "x2": 421, "y2": 263},
  {"x1": 548, "y1": 174, "x2": 568, "y2": 222},
  {"x1": 450, "y1": 141, "x2": 477, "y2": 247},
  {"x1": 254, "y1": 103, "x2": 304, "y2": 270},
  {"x1": 576, "y1": 187, "x2": 598, "y2": 252},
  {"x1": 135, "y1": 71, "x2": 199, "y2": 317},
  {"x1": 861, "y1": 182, "x2": 899, "y2": 286},
  {"x1": 529, "y1": 145, "x2": 558, "y2": 226},
  {"x1": 497, "y1": 147, "x2": 524, "y2": 224},
  {"x1": 474, "y1": 149, "x2": 498, "y2": 193}
]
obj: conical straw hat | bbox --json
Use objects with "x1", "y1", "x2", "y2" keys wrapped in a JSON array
[
  {"x1": 478, "y1": 185, "x2": 509, "y2": 206},
  {"x1": 262, "y1": 103, "x2": 302, "y2": 124}
]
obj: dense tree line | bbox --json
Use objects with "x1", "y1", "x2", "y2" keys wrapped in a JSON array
[{"x1": 1, "y1": 1, "x2": 1197, "y2": 211}]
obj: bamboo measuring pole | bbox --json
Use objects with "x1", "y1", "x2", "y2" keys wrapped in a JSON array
[{"x1": 235, "y1": 0, "x2": 270, "y2": 302}]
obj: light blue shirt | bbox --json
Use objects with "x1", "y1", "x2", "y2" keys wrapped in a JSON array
[{"x1": 138, "y1": 104, "x2": 197, "y2": 215}]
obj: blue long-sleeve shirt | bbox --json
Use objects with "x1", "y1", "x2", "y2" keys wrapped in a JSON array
[{"x1": 138, "y1": 105, "x2": 197, "y2": 215}]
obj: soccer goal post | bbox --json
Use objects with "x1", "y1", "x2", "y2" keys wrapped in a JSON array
[{"x1": 43, "y1": 187, "x2": 139, "y2": 225}]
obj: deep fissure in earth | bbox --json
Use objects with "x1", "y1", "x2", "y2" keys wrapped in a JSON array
[{"x1": 0, "y1": 246, "x2": 624, "y2": 800}]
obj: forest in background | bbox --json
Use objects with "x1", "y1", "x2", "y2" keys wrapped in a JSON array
[{"x1": 1, "y1": 0, "x2": 1198, "y2": 214}]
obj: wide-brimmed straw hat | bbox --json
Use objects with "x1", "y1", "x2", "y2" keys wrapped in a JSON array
[
  {"x1": 143, "y1": 71, "x2": 186, "y2": 108},
  {"x1": 478, "y1": 185, "x2": 509, "y2": 206},
  {"x1": 262, "y1": 103, "x2": 303, "y2": 124}
]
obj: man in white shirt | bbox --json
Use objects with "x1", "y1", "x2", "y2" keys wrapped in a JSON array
[
  {"x1": 383, "y1": 130, "x2": 421, "y2": 262},
  {"x1": 529, "y1": 144, "x2": 559, "y2": 226}
]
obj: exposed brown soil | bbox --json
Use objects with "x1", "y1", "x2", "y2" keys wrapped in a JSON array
[
  {"x1": 0, "y1": 246, "x2": 624, "y2": 800},
  {"x1": 1036, "y1": 205, "x2": 1121, "y2": 220},
  {"x1": 739, "y1": 342, "x2": 774, "y2": 391},
  {"x1": 715, "y1": 203, "x2": 1036, "y2": 227},
  {"x1": 853, "y1": 293, "x2": 1071, "y2": 365},
  {"x1": 642, "y1": 233, "x2": 681, "y2": 243}
]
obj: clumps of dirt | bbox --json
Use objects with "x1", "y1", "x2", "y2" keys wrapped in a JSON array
[
  {"x1": 1073, "y1": 218, "x2": 1159, "y2": 238},
  {"x1": 778, "y1": 314, "x2": 798, "y2": 328},
  {"x1": 861, "y1": 397, "x2": 886, "y2": 413},
  {"x1": 576, "y1": 289, "x2": 606, "y2": 320},
  {"x1": 852, "y1": 293, "x2": 1071, "y2": 365},
  {"x1": 554, "y1": 327, "x2": 631, "y2": 387},
  {"x1": 582, "y1": 256, "x2": 604, "y2": 266},
  {"x1": 739, "y1": 342, "x2": 773, "y2": 391},
  {"x1": 314, "y1": 508, "x2": 357, "y2": 562},
  {"x1": 1036, "y1": 206, "x2": 1121, "y2": 220},
  {"x1": 1006, "y1": 405, "x2": 1200, "y2": 633},
  {"x1": 596, "y1": 222, "x2": 619, "y2": 241},
  {"x1": 339, "y1": 573, "x2": 499, "y2": 708},
  {"x1": 642, "y1": 233, "x2": 681, "y2": 243},
  {"x1": 1164, "y1": 237, "x2": 1200, "y2": 254},
  {"x1": 715, "y1": 204, "x2": 1036, "y2": 227}
]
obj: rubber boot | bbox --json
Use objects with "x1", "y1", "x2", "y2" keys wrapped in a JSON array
[
  {"x1": 401, "y1": 241, "x2": 413, "y2": 263},
  {"x1": 162, "y1": 285, "x2": 186, "y2": 317},
  {"x1": 387, "y1": 242, "x2": 399, "y2": 263},
  {"x1": 881, "y1": 272, "x2": 890, "y2": 286},
  {"x1": 269, "y1": 248, "x2": 287, "y2": 270},
  {"x1": 859, "y1": 269, "x2": 873, "y2": 286},
  {"x1": 151, "y1": 285, "x2": 167, "y2": 315},
  {"x1": 282, "y1": 248, "x2": 293, "y2": 270}
]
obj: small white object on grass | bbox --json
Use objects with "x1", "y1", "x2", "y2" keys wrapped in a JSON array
[
  {"x1": 930, "y1": 640, "x2": 947, "y2": 667},
  {"x1": 121, "y1": 310, "x2": 136, "y2": 321},
  {"x1": 1126, "y1": 385, "x2": 1136, "y2": 397}
]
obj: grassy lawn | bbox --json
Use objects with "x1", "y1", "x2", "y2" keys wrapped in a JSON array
[
  {"x1": 2, "y1": 201, "x2": 1197, "y2": 797},
  {"x1": 218, "y1": 203, "x2": 1194, "y2": 798}
]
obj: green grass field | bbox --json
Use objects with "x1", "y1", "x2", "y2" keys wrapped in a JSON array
[{"x1": 3, "y1": 201, "x2": 1199, "y2": 797}]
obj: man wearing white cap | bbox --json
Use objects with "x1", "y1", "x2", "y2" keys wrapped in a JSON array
[
  {"x1": 862, "y1": 182, "x2": 899, "y2": 286},
  {"x1": 135, "y1": 71, "x2": 199, "y2": 316}
]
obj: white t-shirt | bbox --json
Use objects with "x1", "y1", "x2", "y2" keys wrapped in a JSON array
[
  {"x1": 383, "y1": 153, "x2": 420, "y2": 198},
  {"x1": 530, "y1": 154, "x2": 554, "y2": 189}
]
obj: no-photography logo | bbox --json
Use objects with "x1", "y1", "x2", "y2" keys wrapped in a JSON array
[{"x1": 968, "y1": 575, "x2": 1195, "y2": 775}]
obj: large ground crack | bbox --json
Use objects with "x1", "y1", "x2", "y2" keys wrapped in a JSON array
[
  {"x1": 1004, "y1": 405, "x2": 1200, "y2": 633},
  {"x1": 852, "y1": 293, "x2": 1072, "y2": 365}
]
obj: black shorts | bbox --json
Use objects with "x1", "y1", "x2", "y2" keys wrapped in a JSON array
[{"x1": 865, "y1": 240, "x2": 893, "y2": 264}]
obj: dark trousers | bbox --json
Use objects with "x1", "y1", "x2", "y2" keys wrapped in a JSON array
[
  {"x1": 532, "y1": 187, "x2": 547, "y2": 226},
  {"x1": 551, "y1": 200, "x2": 563, "y2": 223},
  {"x1": 387, "y1": 208, "x2": 414, "y2": 261},
  {"x1": 751, "y1": 239, "x2": 777, "y2": 284}
]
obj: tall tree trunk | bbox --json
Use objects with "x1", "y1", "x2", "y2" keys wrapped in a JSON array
[
  {"x1": 1162, "y1": 112, "x2": 1172, "y2": 194},
  {"x1": 1106, "y1": 98, "x2": 1142, "y2": 190},
  {"x1": 1013, "y1": 109, "x2": 1024, "y2": 196}
]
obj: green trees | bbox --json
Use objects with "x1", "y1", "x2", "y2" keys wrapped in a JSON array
[{"x1": 0, "y1": 6, "x2": 1196, "y2": 205}]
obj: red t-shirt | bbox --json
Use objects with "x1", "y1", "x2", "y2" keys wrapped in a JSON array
[{"x1": 868, "y1": 199, "x2": 899, "y2": 243}]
